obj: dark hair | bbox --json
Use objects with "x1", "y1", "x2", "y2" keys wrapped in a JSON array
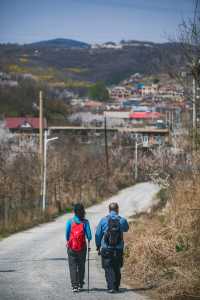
[
  {"x1": 109, "y1": 202, "x2": 119, "y2": 212},
  {"x1": 73, "y1": 203, "x2": 85, "y2": 220}
]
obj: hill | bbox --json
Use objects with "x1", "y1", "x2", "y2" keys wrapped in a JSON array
[
  {"x1": 0, "y1": 39, "x2": 185, "y2": 86},
  {"x1": 26, "y1": 38, "x2": 90, "y2": 49}
]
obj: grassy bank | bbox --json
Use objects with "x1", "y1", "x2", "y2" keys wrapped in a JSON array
[{"x1": 123, "y1": 174, "x2": 200, "y2": 300}]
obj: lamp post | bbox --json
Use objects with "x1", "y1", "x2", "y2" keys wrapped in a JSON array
[
  {"x1": 42, "y1": 130, "x2": 58, "y2": 211},
  {"x1": 104, "y1": 111, "x2": 109, "y2": 179},
  {"x1": 134, "y1": 133, "x2": 144, "y2": 181}
]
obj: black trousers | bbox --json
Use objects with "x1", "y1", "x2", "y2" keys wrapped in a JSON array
[
  {"x1": 67, "y1": 247, "x2": 87, "y2": 288},
  {"x1": 101, "y1": 249, "x2": 123, "y2": 290}
]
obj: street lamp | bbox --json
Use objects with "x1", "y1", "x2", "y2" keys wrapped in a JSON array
[
  {"x1": 42, "y1": 130, "x2": 58, "y2": 211},
  {"x1": 134, "y1": 133, "x2": 145, "y2": 181},
  {"x1": 104, "y1": 111, "x2": 109, "y2": 179}
]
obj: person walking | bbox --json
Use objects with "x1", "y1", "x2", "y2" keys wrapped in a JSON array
[
  {"x1": 95, "y1": 202, "x2": 129, "y2": 293},
  {"x1": 66, "y1": 203, "x2": 92, "y2": 293}
]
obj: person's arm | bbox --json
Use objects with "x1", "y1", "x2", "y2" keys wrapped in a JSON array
[
  {"x1": 84, "y1": 220, "x2": 92, "y2": 241},
  {"x1": 66, "y1": 219, "x2": 71, "y2": 241},
  {"x1": 95, "y1": 219, "x2": 104, "y2": 249},
  {"x1": 120, "y1": 217, "x2": 129, "y2": 232}
]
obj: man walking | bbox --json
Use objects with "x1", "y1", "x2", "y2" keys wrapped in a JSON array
[
  {"x1": 66, "y1": 203, "x2": 92, "y2": 292},
  {"x1": 95, "y1": 202, "x2": 129, "y2": 293}
]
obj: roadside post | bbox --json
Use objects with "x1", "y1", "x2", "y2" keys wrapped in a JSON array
[
  {"x1": 135, "y1": 133, "x2": 145, "y2": 181},
  {"x1": 42, "y1": 130, "x2": 58, "y2": 211}
]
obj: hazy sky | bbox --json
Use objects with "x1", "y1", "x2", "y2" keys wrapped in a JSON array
[{"x1": 0, "y1": 0, "x2": 195, "y2": 44}]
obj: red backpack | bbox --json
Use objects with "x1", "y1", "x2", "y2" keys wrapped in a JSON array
[{"x1": 68, "y1": 221, "x2": 86, "y2": 252}]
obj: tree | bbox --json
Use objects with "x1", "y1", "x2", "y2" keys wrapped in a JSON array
[
  {"x1": 167, "y1": 0, "x2": 200, "y2": 149},
  {"x1": 179, "y1": 0, "x2": 200, "y2": 148},
  {"x1": 153, "y1": 77, "x2": 160, "y2": 84},
  {"x1": 88, "y1": 81, "x2": 109, "y2": 102}
]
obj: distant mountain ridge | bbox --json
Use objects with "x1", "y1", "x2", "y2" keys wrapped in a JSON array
[
  {"x1": 26, "y1": 38, "x2": 90, "y2": 49},
  {"x1": 0, "y1": 38, "x2": 185, "y2": 86}
]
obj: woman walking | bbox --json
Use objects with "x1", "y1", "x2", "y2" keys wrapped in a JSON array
[{"x1": 66, "y1": 203, "x2": 92, "y2": 292}]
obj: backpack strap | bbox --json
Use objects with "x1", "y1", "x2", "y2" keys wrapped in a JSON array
[
  {"x1": 70, "y1": 218, "x2": 86, "y2": 235},
  {"x1": 106, "y1": 215, "x2": 121, "y2": 222}
]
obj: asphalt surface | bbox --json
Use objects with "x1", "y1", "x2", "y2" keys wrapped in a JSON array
[{"x1": 0, "y1": 182, "x2": 159, "y2": 300}]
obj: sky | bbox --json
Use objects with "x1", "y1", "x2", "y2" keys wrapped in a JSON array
[{"x1": 0, "y1": 0, "x2": 195, "y2": 44}]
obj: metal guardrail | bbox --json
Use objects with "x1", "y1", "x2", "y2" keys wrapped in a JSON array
[{"x1": 48, "y1": 126, "x2": 170, "y2": 134}]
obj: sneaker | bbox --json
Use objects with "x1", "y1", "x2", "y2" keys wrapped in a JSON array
[
  {"x1": 72, "y1": 287, "x2": 79, "y2": 293},
  {"x1": 81, "y1": 280, "x2": 85, "y2": 287},
  {"x1": 78, "y1": 281, "x2": 85, "y2": 291},
  {"x1": 107, "y1": 289, "x2": 115, "y2": 293}
]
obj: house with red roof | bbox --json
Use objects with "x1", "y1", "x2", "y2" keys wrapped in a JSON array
[
  {"x1": 129, "y1": 112, "x2": 162, "y2": 126},
  {"x1": 5, "y1": 117, "x2": 47, "y2": 133}
]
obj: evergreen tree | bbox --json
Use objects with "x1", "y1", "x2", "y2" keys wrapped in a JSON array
[{"x1": 89, "y1": 81, "x2": 109, "y2": 101}]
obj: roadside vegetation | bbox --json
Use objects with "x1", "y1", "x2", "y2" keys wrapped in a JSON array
[
  {"x1": 0, "y1": 130, "x2": 137, "y2": 236},
  {"x1": 124, "y1": 152, "x2": 200, "y2": 299},
  {"x1": 0, "y1": 127, "x2": 193, "y2": 238},
  {"x1": 124, "y1": 7, "x2": 200, "y2": 297}
]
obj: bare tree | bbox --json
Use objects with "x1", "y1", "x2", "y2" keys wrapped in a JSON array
[{"x1": 167, "y1": 1, "x2": 200, "y2": 149}]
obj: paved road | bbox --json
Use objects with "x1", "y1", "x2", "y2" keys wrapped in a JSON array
[{"x1": 0, "y1": 182, "x2": 159, "y2": 300}]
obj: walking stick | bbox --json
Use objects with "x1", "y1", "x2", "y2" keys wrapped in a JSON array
[{"x1": 87, "y1": 241, "x2": 90, "y2": 293}]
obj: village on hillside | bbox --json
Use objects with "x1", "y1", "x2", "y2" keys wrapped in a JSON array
[{"x1": 0, "y1": 70, "x2": 192, "y2": 153}]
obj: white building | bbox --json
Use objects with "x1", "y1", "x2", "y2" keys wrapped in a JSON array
[
  {"x1": 110, "y1": 86, "x2": 131, "y2": 100},
  {"x1": 105, "y1": 111, "x2": 130, "y2": 127},
  {"x1": 141, "y1": 84, "x2": 158, "y2": 96}
]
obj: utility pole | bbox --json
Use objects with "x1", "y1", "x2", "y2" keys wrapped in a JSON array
[
  {"x1": 165, "y1": 111, "x2": 168, "y2": 127},
  {"x1": 135, "y1": 134, "x2": 138, "y2": 181},
  {"x1": 192, "y1": 78, "x2": 197, "y2": 150},
  {"x1": 171, "y1": 110, "x2": 174, "y2": 131},
  {"x1": 134, "y1": 133, "x2": 144, "y2": 181},
  {"x1": 193, "y1": 78, "x2": 197, "y2": 130},
  {"x1": 104, "y1": 112, "x2": 109, "y2": 179}
]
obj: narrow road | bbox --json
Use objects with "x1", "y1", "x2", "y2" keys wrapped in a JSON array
[{"x1": 0, "y1": 182, "x2": 159, "y2": 300}]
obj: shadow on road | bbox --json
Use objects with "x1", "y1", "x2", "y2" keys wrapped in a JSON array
[
  {"x1": 0, "y1": 257, "x2": 96, "y2": 263},
  {"x1": 0, "y1": 270, "x2": 16, "y2": 273},
  {"x1": 90, "y1": 286, "x2": 154, "y2": 293}
]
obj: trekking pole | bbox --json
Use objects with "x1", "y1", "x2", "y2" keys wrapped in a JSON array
[
  {"x1": 87, "y1": 241, "x2": 90, "y2": 293},
  {"x1": 65, "y1": 248, "x2": 68, "y2": 288}
]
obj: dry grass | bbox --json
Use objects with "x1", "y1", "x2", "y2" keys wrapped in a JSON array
[
  {"x1": 124, "y1": 174, "x2": 200, "y2": 299},
  {"x1": 0, "y1": 136, "x2": 136, "y2": 236}
]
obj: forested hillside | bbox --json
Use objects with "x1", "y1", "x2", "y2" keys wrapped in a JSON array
[{"x1": 0, "y1": 40, "x2": 185, "y2": 85}]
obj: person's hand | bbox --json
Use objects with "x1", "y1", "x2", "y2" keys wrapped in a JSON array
[
  {"x1": 96, "y1": 246, "x2": 101, "y2": 255},
  {"x1": 88, "y1": 241, "x2": 91, "y2": 252}
]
